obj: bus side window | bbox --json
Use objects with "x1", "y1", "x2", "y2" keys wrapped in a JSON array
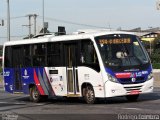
[
  {"x1": 24, "y1": 45, "x2": 32, "y2": 67},
  {"x1": 80, "y1": 40, "x2": 100, "y2": 72},
  {"x1": 32, "y1": 44, "x2": 46, "y2": 67},
  {"x1": 47, "y1": 43, "x2": 61, "y2": 67},
  {"x1": 4, "y1": 47, "x2": 12, "y2": 68}
]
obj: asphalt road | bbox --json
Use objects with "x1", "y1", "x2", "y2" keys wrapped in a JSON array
[
  {"x1": 0, "y1": 72, "x2": 160, "y2": 120},
  {"x1": 0, "y1": 87, "x2": 159, "y2": 120}
]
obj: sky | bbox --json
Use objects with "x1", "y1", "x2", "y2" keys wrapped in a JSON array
[{"x1": 0, "y1": 0, "x2": 159, "y2": 44}]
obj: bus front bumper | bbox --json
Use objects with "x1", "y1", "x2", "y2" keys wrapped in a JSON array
[{"x1": 104, "y1": 78, "x2": 154, "y2": 98}]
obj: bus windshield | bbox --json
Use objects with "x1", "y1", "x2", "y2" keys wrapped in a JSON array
[{"x1": 95, "y1": 34, "x2": 149, "y2": 71}]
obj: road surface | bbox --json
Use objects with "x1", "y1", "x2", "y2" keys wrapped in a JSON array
[{"x1": 0, "y1": 87, "x2": 159, "y2": 120}]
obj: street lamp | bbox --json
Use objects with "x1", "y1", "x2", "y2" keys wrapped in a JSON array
[{"x1": 7, "y1": 0, "x2": 10, "y2": 41}]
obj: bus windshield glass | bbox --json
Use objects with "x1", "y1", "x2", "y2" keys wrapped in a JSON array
[{"x1": 95, "y1": 34, "x2": 149, "y2": 71}]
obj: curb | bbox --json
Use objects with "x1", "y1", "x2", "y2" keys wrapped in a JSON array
[{"x1": 153, "y1": 69, "x2": 160, "y2": 73}]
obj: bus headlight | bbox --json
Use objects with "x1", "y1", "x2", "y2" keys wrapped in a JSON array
[
  {"x1": 147, "y1": 72, "x2": 153, "y2": 81},
  {"x1": 108, "y1": 74, "x2": 119, "y2": 83}
]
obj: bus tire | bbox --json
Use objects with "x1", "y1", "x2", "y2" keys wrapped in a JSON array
[
  {"x1": 126, "y1": 95, "x2": 139, "y2": 102},
  {"x1": 84, "y1": 85, "x2": 95, "y2": 104},
  {"x1": 30, "y1": 86, "x2": 42, "y2": 103}
]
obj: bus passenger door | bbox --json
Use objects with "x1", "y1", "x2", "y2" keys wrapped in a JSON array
[
  {"x1": 12, "y1": 46, "x2": 23, "y2": 92},
  {"x1": 64, "y1": 43, "x2": 80, "y2": 96}
]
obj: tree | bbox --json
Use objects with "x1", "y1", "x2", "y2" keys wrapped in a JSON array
[{"x1": 153, "y1": 34, "x2": 160, "y2": 51}]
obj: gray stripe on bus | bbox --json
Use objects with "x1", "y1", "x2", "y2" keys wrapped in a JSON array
[
  {"x1": 43, "y1": 69, "x2": 55, "y2": 95},
  {"x1": 42, "y1": 69, "x2": 52, "y2": 95},
  {"x1": 38, "y1": 69, "x2": 49, "y2": 95}
]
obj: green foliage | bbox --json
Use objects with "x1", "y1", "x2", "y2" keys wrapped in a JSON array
[
  {"x1": 0, "y1": 50, "x2": 2, "y2": 56},
  {"x1": 152, "y1": 63, "x2": 160, "y2": 69},
  {"x1": 151, "y1": 48, "x2": 160, "y2": 69},
  {"x1": 143, "y1": 35, "x2": 160, "y2": 69},
  {"x1": 0, "y1": 67, "x2": 2, "y2": 73},
  {"x1": 0, "y1": 67, "x2": 2, "y2": 82},
  {"x1": 151, "y1": 49, "x2": 160, "y2": 62}
]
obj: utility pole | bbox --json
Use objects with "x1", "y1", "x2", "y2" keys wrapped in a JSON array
[
  {"x1": 28, "y1": 15, "x2": 32, "y2": 38},
  {"x1": 33, "y1": 14, "x2": 38, "y2": 36},
  {"x1": 154, "y1": 0, "x2": 160, "y2": 55},
  {"x1": 7, "y1": 0, "x2": 10, "y2": 41},
  {"x1": 0, "y1": 19, "x2": 4, "y2": 26},
  {"x1": 26, "y1": 14, "x2": 38, "y2": 38},
  {"x1": 42, "y1": 0, "x2": 45, "y2": 34}
]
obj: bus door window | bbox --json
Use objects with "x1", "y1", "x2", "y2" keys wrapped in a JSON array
[
  {"x1": 12, "y1": 46, "x2": 23, "y2": 90},
  {"x1": 64, "y1": 43, "x2": 79, "y2": 94},
  {"x1": 12, "y1": 46, "x2": 24, "y2": 68}
]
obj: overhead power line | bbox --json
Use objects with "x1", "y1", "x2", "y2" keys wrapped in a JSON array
[
  {"x1": 1, "y1": 15, "x2": 109, "y2": 30},
  {"x1": 2, "y1": 15, "x2": 108, "y2": 28},
  {"x1": 0, "y1": 35, "x2": 25, "y2": 38},
  {"x1": 2, "y1": 16, "x2": 26, "y2": 20},
  {"x1": 38, "y1": 16, "x2": 107, "y2": 29},
  {"x1": 11, "y1": 16, "x2": 26, "y2": 19}
]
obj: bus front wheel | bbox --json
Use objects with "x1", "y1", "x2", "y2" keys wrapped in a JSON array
[
  {"x1": 126, "y1": 94, "x2": 139, "y2": 102},
  {"x1": 30, "y1": 86, "x2": 42, "y2": 102},
  {"x1": 84, "y1": 86, "x2": 95, "y2": 104}
]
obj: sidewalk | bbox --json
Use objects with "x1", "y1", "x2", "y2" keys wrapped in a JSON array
[
  {"x1": 0, "y1": 75, "x2": 3, "y2": 88},
  {"x1": 153, "y1": 69, "x2": 160, "y2": 73},
  {"x1": 153, "y1": 69, "x2": 160, "y2": 87}
]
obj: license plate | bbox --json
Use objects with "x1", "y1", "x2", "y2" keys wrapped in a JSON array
[{"x1": 130, "y1": 90, "x2": 140, "y2": 95}]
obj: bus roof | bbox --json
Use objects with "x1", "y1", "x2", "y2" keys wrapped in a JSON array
[{"x1": 4, "y1": 30, "x2": 134, "y2": 46}]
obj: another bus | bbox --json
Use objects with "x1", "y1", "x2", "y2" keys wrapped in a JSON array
[{"x1": 3, "y1": 30, "x2": 154, "y2": 104}]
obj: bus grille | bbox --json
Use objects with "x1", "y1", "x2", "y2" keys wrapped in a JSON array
[
  {"x1": 118, "y1": 77, "x2": 146, "y2": 84},
  {"x1": 124, "y1": 85, "x2": 142, "y2": 94}
]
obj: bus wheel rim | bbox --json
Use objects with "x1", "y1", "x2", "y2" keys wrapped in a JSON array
[
  {"x1": 33, "y1": 88, "x2": 39, "y2": 100},
  {"x1": 86, "y1": 88, "x2": 94, "y2": 103}
]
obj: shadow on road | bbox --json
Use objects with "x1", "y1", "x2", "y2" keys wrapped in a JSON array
[{"x1": 13, "y1": 87, "x2": 160, "y2": 105}]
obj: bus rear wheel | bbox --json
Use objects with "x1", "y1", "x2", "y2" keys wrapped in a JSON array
[
  {"x1": 30, "y1": 86, "x2": 42, "y2": 103},
  {"x1": 84, "y1": 86, "x2": 95, "y2": 104},
  {"x1": 126, "y1": 95, "x2": 139, "y2": 102}
]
